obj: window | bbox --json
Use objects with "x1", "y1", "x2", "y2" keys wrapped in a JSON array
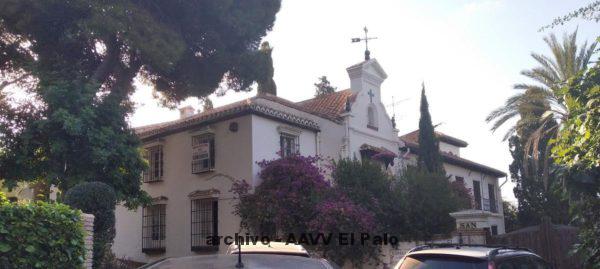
[
  {"x1": 191, "y1": 198, "x2": 218, "y2": 251},
  {"x1": 143, "y1": 145, "x2": 163, "y2": 182},
  {"x1": 142, "y1": 204, "x2": 166, "y2": 253},
  {"x1": 488, "y1": 183, "x2": 497, "y2": 213},
  {"x1": 491, "y1": 225, "x2": 498, "y2": 235},
  {"x1": 473, "y1": 180, "x2": 482, "y2": 210},
  {"x1": 367, "y1": 105, "x2": 378, "y2": 130},
  {"x1": 455, "y1": 176, "x2": 465, "y2": 184},
  {"x1": 279, "y1": 133, "x2": 299, "y2": 158},
  {"x1": 192, "y1": 134, "x2": 215, "y2": 173}
]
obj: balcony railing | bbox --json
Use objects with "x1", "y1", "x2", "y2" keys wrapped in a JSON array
[{"x1": 480, "y1": 198, "x2": 498, "y2": 213}]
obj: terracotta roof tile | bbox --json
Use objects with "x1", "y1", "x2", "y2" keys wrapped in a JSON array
[
  {"x1": 400, "y1": 139, "x2": 506, "y2": 177},
  {"x1": 134, "y1": 95, "x2": 320, "y2": 140},
  {"x1": 296, "y1": 89, "x2": 356, "y2": 122},
  {"x1": 400, "y1": 130, "x2": 468, "y2": 147}
]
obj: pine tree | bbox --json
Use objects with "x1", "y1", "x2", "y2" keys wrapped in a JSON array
[
  {"x1": 417, "y1": 84, "x2": 445, "y2": 174},
  {"x1": 257, "y1": 42, "x2": 277, "y2": 95},
  {"x1": 314, "y1": 76, "x2": 337, "y2": 96},
  {"x1": 202, "y1": 97, "x2": 214, "y2": 111}
]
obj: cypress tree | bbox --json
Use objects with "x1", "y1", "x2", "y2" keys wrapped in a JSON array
[{"x1": 417, "y1": 84, "x2": 445, "y2": 174}]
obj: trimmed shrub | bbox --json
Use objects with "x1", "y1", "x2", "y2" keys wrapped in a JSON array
[
  {"x1": 64, "y1": 182, "x2": 117, "y2": 269},
  {"x1": 397, "y1": 166, "x2": 460, "y2": 240},
  {"x1": 0, "y1": 200, "x2": 85, "y2": 268}
]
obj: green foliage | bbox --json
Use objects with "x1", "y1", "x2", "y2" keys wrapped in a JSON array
[
  {"x1": 553, "y1": 62, "x2": 600, "y2": 173},
  {"x1": 397, "y1": 166, "x2": 459, "y2": 240},
  {"x1": 0, "y1": 0, "x2": 281, "y2": 207},
  {"x1": 232, "y1": 156, "x2": 379, "y2": 267},
  {"x1": 256, "y1": 42, "x2": 277, "y2": 96},
  {"x1": 541, "y1": 1, "x2": 600, "y2": 31},
  {"x1": 417, "y1": 85, "x2": 445, "y2": 174},
  {"x1": 502, "y1": 201, "x2": 520, "y2": 233},
  {"x1": 0, "y1": 201, "x2": 85, "y2": 268},
  {"x1": 449, "y1": 180, "x2": 474, "y2": 210},
  {"x1": 65, "y1": 182, "x2": 117, "y2": 269},
  {"x1": 508, "y1": 136, "x2": 570, "y2": 226},
  {"x1": 571, "y1": 196, "x2": 600, "y2": 269},
  {"x1": 314, "y1": 76, "x2": 337, "y2": 96},
  {"x1": 0, "y1": 79, "x2": 149, "y2": 208},
  {"x1": 202, "y1": 97, "x2": 214, "y2": 112},
  {"x1": 0, "y1": 0, "x2": 281, "y2": 101},
  {"x1": 332, "y1": 158, "x2": 406, "y2": 237},
  {"x1": 0, "y1": 191, "x2": 7, "y2": 205},
  {"x1": 552, "y1": 61, "x2": 600, "y2": 268},
  {"x1": 487, "y1": 30, "x2": 597, "y2": 141}
]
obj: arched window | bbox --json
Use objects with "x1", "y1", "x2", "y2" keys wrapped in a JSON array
[{"x1": 367, "y1": 105, "x2": 378, "y2": 130}]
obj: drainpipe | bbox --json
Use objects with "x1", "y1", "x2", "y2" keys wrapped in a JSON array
[{"x1": 499, "y1": 176, "x2": 509, "y2": 188}]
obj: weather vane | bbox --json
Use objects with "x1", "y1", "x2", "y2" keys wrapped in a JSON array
[{"x1": 351, "y1": 26, "x2": 377, "y2": 61}]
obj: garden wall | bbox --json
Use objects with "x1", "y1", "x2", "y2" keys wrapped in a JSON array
[{"x1": 82, "y1": 213, "x2": 95, "y2": 269}]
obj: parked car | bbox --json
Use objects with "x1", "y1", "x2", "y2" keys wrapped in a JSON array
[
  {"x1": 227, "y1": 242, "x2": 310, "y2": 257},
  {"x1": 393, "y1": 244, "x2": 552, "y2": 269},
  {"x1": 139, "y1": 254, "x2": 338, "y2": 269}
]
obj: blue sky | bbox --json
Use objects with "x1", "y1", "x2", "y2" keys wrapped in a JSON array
[{"x1": 130, "y1": 0, "x2": 599, "y2": 202}]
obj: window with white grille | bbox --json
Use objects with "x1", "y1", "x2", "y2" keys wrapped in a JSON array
[
  {"x1": 143, "y1": 145, "x2": 163, "y2": 182},
  {"x1": 279, "y1": 133, "x2": 299, "y2": 158},
  {"x1": 192, "y1": 134, "x2": 215, "y2": 173}
]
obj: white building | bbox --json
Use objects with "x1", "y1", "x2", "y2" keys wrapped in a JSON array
[{"x1": 113, "y1": 58, "x2": 506, "y2": 263}]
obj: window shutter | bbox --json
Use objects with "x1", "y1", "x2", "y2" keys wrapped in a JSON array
[
  {"x1": 212, "y1": 200, "x2": 218, "y2": 239},
  {"x1": 142, "y1": 149, "x2": 149, "y2": 181},
  {"x1": 159, "y1": 145, "x2": 164, "y2": 177},
  {"x1": 209, "y1": 137, "x2": 215, "y2": 168}
]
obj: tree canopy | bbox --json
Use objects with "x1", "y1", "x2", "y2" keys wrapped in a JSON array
[
  {"x1": 552, "y1": 58, "x2": 600, "y2": 268},
  {"x1": 314, "y1": 76, "x2": 337, "y2": 96},
  {"x1": 0, "y1": 0, "x2": 281, "y2": 207},
  {"x1": 0, "y1": 0, "x2": 281, "y2": 101}
]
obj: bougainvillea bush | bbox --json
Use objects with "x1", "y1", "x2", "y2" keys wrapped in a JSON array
[
  {"x1": 449, "y1": 179, "x2": 474, "y2": 210},
  {"x1": 308, "y1": 194, "x2": 378, "y2": 267},
  {"x1": 232, "y1": 155, "x2": 329, "y2": 235},
  {"x1": 231, "y1": 155, "x2": 382, "y2": 267}
]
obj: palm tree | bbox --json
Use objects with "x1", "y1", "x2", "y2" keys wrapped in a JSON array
[{"x1": 487, "y1": 30, "x2": 597, "y2": 186}]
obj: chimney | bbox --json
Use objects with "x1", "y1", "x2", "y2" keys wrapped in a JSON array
[{"x1": 179, "y1": 105, "x2": 195, "y2": 119}]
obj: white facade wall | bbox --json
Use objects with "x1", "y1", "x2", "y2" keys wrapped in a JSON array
[
  {"x1": 114, "y1": 115, "x2": 279, "y2": 262},
  {"x1": 439, "y1": 142, "x2": 460, "y2": 156},
  {"x1": 250, "y1": 115, "x2": 318, "y2": 186}
]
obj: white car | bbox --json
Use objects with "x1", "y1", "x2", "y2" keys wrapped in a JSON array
[{"x1": 227, "y1": 242, "x2": 310, "y2": 257}]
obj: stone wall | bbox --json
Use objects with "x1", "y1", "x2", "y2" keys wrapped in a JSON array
[{"x1": 81, "y1": 213, "x2": 95, "y2": 269}]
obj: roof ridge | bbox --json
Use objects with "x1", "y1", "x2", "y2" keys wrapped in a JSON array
[{"x1": 296, "y1": 88, "x2": 352, "y2": 104}]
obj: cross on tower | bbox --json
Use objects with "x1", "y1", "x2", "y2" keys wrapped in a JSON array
[
  {"x1": 351, "y1": 26, "x2": 378, "y2": 61},
  {"x1": 367, "y1": 89, "x2": 375, "y2": 103}
]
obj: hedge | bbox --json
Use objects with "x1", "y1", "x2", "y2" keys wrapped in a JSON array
[
  {"x1": 0, "y1": 194, "x2": 85, "y2": 268},
  {"x1": 64, "y1": 182, "x2": 116, "y2": 269}
]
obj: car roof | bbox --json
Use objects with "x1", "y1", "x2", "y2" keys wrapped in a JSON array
[
  {"x1": 407, "y1": 246, "x2": 539, "y2": 260},
  {"x1": 408, "y1": 247, "x2": 492, "y2": 259},
  {"x1": 142, "y1": 254, "x2": 332, "y2": 269},
  {"x1": 228, "y1": 242, "x2": 309, "y2": 257}
]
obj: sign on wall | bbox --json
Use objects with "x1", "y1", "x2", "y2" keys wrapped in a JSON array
[{"x1": 458, "y1": 222, "x2": 477, "y2": 230}]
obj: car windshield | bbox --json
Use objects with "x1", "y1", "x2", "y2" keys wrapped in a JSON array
[{"x1": 398, "y1": 255, "x2": 488, "y2": 269}]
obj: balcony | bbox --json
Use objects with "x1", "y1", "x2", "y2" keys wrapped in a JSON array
[{"x1": 481, "y1": 198, "x2": 498, "y2": 213}]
